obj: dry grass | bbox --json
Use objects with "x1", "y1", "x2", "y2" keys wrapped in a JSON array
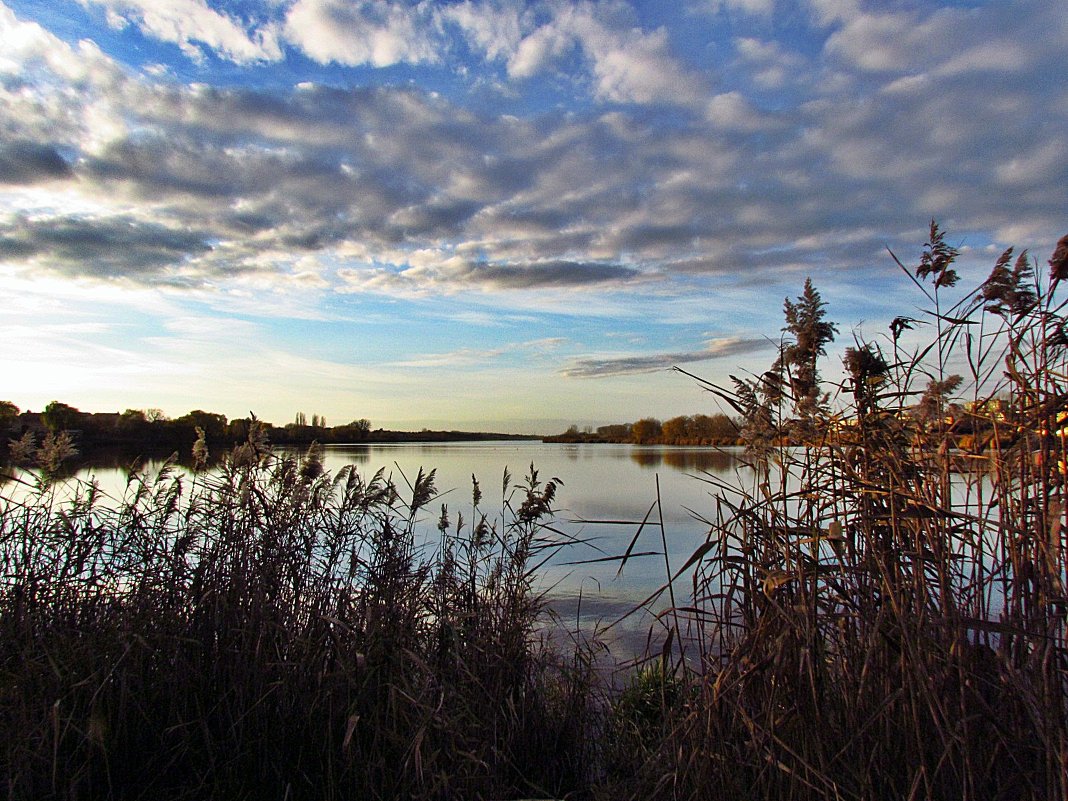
[
  {"x1": 600, "y1": 225, "x2": 1068, "y2": 800},
  {"x1": 0, "y1": 434, "x2": 597, "y2": 800}
]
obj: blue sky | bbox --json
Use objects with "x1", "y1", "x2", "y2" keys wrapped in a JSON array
[{"x1": 1, "y1": 0, "x2": 1065, "y2": 433}]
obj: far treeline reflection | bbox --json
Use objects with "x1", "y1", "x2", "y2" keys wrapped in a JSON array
[{"x1": 626, "y1": 447, "x2": 738, "y2": 472}]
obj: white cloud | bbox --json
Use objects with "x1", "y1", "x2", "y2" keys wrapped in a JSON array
[
  {"x1": 0, "y1": 4, "x2": 136, "y2": 154},
  {"x1": 805, "y1": 0, "x2": 859, "y2": 28},
  {"x1": 0, "y1": 4, "x2": 120, "y2": 86},
  {"x1": 819, "y1": 0, "x2": 1062, "y2": 81},
  {"x1": 283, "y1": 0, "x2": 438, "y2": 67},
  {"x1": 442, "y1": 0, "x2": 524, "y2": 62},
  {"x1": 822, "y1": 9, "x2": 929, "y2": 73},
  {"x1": 506, "y1": 15, "x2": 573, "y2": 79},
  {"x1": 79, "y1": 0, "x2": 282, "y2": 63},
  {"x1": 503, "y1": 3, "x2": 706, "y2": 106},
  {"x1": 994, "y1": 140, "x2": 1068, "y2": 187},
  {"x1": 580, "y1": 22, "x2": 702, "y2": 105},
  {"x1": 706, "y1": 91, "x2": 776, "y2": 131},
  {"x1": 733, "y1": 36, "x2": 807, "y2": 89}
]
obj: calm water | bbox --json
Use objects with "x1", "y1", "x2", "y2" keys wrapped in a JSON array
[{"x1": 62, "y1": 441, "x2": 751, "y2": 660}]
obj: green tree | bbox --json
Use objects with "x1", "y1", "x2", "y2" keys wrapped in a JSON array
[
  {"x1": 0, "y1": 401, "x2": 18, "y2": 431},
  {"x1": 174, "y1": 410, "x2": 227, "y2": 442},
  {"x1": 120, "y1": 408, "x2": 147, "y2": 426},
  {"x1": 41, "y1": 401, "x2": 81, "y2": 432},
  {"x1": 596, "y1": 423, "x2": 632, "y2": 440},
  {"x1": 117, "y1": 409, "x2": 151, "y2": 441}
]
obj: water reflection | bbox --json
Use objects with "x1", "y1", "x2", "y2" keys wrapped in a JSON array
[{"x1": 628, "y1": 448, "x2": 739, "y2": 472}]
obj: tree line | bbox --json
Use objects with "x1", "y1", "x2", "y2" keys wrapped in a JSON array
[
  {"x1": 0, "y1": 401, "x2": 377, "y2": 463},
  {"x1": 0, "y1": 401, "x2": 538, "y2": 469},
  {"x1": 546, "y1": 412, "x2": 739, "y2": 445}
]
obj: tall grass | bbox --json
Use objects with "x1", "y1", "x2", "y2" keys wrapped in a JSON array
[
  {"x1": 0, "y1": 429, "x2": 596, "y2": 800},
  {"x1": 604, "y1": 226, "x2": 1068, "y2": 799}
]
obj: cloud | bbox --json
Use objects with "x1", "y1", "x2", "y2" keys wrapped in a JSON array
[
  {"x1": 732, "y1": 37, "x2": 808, "y2": 89},
  {"x1": 560, "y1": 337, "x2": 774, "y2": 378},
  {"x1": 0, "y1": 214, "x2": 212, "y2": 281},
  {"x1": 283, "y1": 0, "x2": 438, "y2": 67},
  {"x1": 390, "y1": 336, "x2": 565, "y2": 369},
  {"x1": 80, "y1": 0, "x2": 281, "y2": 63},
  {"x1": 818, "y1": 0, "x2": 1061, "y2": 80},
  {"x1": 441, "y1": 0, "x2": 524, "y2": 63},
  {"x1": 0, "y1": 140, "x2": 73, "y2": 183},
  {"x1": 340, "y1": 258, "x2": 644, "y2": 295},
  {"x1": 503, "y1": 4, "x2": 707, "y2": 106},
  {"x1": 461, "y1": 260, "x2": 643, "y2": 290},
  {"x1": 706, "y1": 91, "x2": 779, "y2": 131},
  {"x1": 0, "y1": 0, "x2": 1066, "y2": 312}
]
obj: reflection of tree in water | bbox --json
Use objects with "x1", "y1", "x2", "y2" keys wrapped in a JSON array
[{"x1": 629, "y1": 449, "x2": 739, "y2": 473}]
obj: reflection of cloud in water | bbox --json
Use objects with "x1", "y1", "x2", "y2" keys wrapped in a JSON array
[
  {"x1": 543, "y1": 592, "x2": 680, "y2": 671},
  {"x1": 629, "y1": 448, "x2": 739, "y2": 473}
]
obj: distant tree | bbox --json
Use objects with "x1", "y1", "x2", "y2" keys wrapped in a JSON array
[
  {"x1": 41, "y1": 401, "x2": 81, "y2": 432},
  {"x1": 144, "y1": 408, "x2": 168, "y2": 423},
  {"x1": 596, "y1": 423, "x2": 632, "y2": 440},
  {"x1": 0, "y1": 401, "x2": 18, "y2": 431},
  {"x1": 228, "y1": 417, "x2": 246, "y2": 442},
  {"x1": 662, "y1": 415, "x2": 693, "y2": 444},
  {"x1": 117, "y1": 409, "x2": 151, "y2": 440},
  {"x1": 120, "y1": 409, "x2": 147, "y2": 425},
  {"x1": 174, "y1": 410, "x2": 227, "y2": 443},
  {"x1": 353, "y1": 418, "x2": 371, "y2": 438},
  {"x1": 632, "y1": 417, "x2": 662, "y2": 444},
  {"x1": 295, "y1": 411, "x2": 307, "y2": 427},
  {"x1": 691, "y1": 413, "x2": 737, "y2": 443}
]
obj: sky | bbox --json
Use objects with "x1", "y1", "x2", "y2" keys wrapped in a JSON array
[{"x1": 1, "y1": 0, "x2": 1065, "y2": 434}]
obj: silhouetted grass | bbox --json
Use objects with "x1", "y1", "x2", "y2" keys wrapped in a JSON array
[
  {"x1": 598, "y1": 226, "x2": 1068, "y2": 800},
  {"x1": 1, "y1": 432, "x2": 597, "y2": 800}
]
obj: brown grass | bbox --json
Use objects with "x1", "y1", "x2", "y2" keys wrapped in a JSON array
[
  {"x1": 600, "y1": 224, "x2": 1068, "y2": 800},
  {"x1": 0, "y1": 437, "x2": 597, "y2": 800}
]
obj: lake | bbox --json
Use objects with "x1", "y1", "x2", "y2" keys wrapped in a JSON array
[{"x1": 61, "y1": 440, "x2": 751, "y2": 662}]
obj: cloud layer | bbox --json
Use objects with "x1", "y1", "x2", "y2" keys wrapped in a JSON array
[
  {"x1": 560, "y1": 337, "x2": 774, "y2": 378},
  {"x1": 1, "y1": 0, "x2": 1067, "y2": 426}
]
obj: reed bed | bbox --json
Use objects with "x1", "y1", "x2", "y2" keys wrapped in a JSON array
[
  {"x1": 602, "y1": 226, "x2": 1068, "y2": 800},
  {"x1": 0, "y1": 433, "x2": 597, "y2": 800}
]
